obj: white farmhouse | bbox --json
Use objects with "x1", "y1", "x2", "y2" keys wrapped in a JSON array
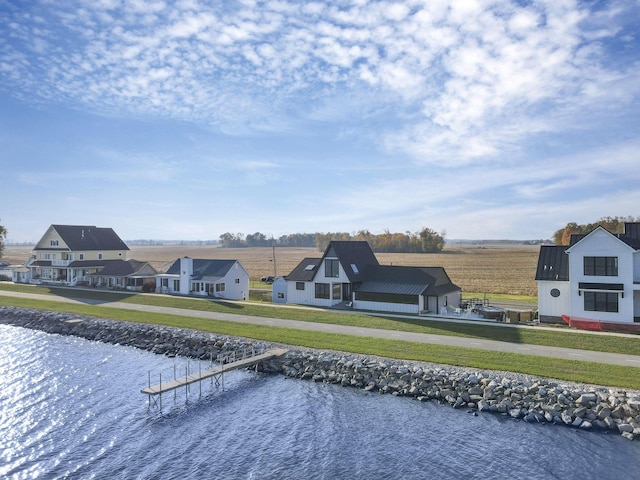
[
  {"x1": 284, "y1": 241, "x2": 461, "y2": 315},
  {"x1": 535, "y1": 223, "x2": 640, "y2": 326},
  {"x1": 156, "y1": 257, "x2": 249, "y2": 300}
]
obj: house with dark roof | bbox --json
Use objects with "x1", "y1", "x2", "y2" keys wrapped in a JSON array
[
  {"x1": 156, "y1": 257, "x2": 250, "y2": 300},
  {"x1": 23, "y1": 224, "x2": 130, "y2": 286},
  {"x1": 89, "y1": 259, "x2": 158, "y2": 291},
  {"x1": 284, "y1": 241, "x2": 461, "y2": 314},
  {"x1": 535, "y1": 223, "x2": 640, "y2": 324}
]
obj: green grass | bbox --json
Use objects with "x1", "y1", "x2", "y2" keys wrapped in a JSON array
[
  {"x1": 2, "y1": 283, "x2": 638, "y2": 356},
  {"x1": 2, "y1": 283, "x2": 640, "y2": 389}
]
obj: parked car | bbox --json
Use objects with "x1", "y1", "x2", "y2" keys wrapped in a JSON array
[{"x1": 260, "y1": 276, "x2": 275, "y2": 284}]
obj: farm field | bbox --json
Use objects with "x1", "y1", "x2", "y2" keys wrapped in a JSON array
[{"x1": 3, "y1": 243, "x2": 540, "y2": 297}]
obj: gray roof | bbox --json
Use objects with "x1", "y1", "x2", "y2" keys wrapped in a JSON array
[
  {"x1": 358, "y1": 265, "x2": 459, "y2": 296},
  {"x1": 90, "y1": 259, "x2": 158, "y2": 277},
  {"x1": 535, "y1": 245, "x2": 569, "y2": 281},
  {"x1": 285, "y1": 241, "x2": 459, "y2": 297},
  {"x1": 165, "y1": 258, "x2": 238, "y2": 280},
  {"x1": 285, "y1": 258, "x2": 322, "y2": 282},
  {"x1": 45, "y1": 225, "x2": 129, "y2": 252}
]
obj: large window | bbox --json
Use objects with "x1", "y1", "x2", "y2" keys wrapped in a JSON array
[
  {"x1": 216, "y1": 283, "x2": 225, "y2": 292},
  {"x1": 355, "y1": 292, "x2": 419, "y2": 305},
  {"x1": 315, "y1": 283, "x2": 330, "y2": 299},
  {"x1": 296, "y1": 282, "x2": 305, "y2": 290},
  {"x1": 584, "y1": 291, "x2": 619, "y2": 312},
  {"x1": 325, "y1": 259, "x2": 339, "y2": 278},
  {"x1": 584, "y1": 256, "x2": 618, "y2": 276}
]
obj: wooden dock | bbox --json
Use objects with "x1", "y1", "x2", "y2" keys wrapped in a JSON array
[{"x1": 141, "y1": 347, "x2": 288, "y2": 397}]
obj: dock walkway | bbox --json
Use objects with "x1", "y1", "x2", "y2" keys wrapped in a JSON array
[{"x1": 141, "y1": 347, "x2": 288, "y2": 397}]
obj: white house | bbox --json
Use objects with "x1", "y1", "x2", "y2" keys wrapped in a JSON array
[
  {"x1": 535, "y1": 223, "x2": 640, "y2": 325},
  {"x1": 22, "y1": 224, "x2": 130, "y2": 286},
  {"x1": 284, "y1": 241, "x2": 461, "y2": 314},
  {"x1": 156, "y1": 257, "x2": 249, "y2": 300}
]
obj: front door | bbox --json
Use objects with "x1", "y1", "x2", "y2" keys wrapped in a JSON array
[{"x1": 342, "y1": 283, "x2": 351, "y2": 302}]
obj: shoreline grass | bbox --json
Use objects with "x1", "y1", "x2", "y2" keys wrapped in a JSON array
[
  {"x1": 2, "y1": 283, "x2": 639, "y2": 356},
  {"x1": 1, "y1": 289, "x2": 640, "y2": 389}
]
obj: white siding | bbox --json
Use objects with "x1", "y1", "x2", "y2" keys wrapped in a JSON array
[
  {"x1": 537, "y1": 280, "x2": 571, "y2": 319},
  {"x1": 567, "y1": 229, "x2": 635, "y2": 323},
  {"x1": 353, "y1": 300, "x2": 419, "y2": 314}
]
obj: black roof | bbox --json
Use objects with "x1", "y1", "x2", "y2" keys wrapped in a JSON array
[
  {"x1": 285, "y1": 258, "x2": 322, "y2": 282},
  {"x1": 49, "y1": 225, "x2": 129, "y2": 251},
  {"x1": 323, "y1": 241, "x2": 379, "y2": 282},
  {"x1": 165, "y1": 258, "x2": 238, "y2": 280},
  {"x1": 535, "y1": 245, "x2": 569, "y2": 281},
  {"x1": 358, "y1": 265, "x2": 459, "y2": 296}
]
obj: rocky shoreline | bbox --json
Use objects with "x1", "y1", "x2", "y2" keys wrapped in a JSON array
[{"x1": 1, "y1": 305, "x2": 639, "y2": 440}]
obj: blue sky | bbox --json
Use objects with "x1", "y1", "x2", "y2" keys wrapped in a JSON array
[{"x1": 1, "y1": 0, "x2": 639, "y2": 243}]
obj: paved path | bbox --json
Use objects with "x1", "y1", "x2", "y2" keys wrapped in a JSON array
[{"x1": 2, "y1": 290, "x2": 640, "y2": 367}]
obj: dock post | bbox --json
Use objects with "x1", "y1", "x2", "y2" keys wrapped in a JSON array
[{"x1": 159, "y1": 372, "x2": 163, "y2": 411}]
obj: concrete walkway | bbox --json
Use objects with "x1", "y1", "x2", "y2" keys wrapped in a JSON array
[{"x1": 2, "y1": 289, "x2": 640, "y2": 367}]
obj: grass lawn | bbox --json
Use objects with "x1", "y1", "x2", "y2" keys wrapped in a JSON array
[{"x1": 1, "y1": 283, "x2": 640, "y2": 389}]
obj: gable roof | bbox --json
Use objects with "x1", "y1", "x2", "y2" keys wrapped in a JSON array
[
  {"x1": 285, "y1": 257, "x2": 322, "y2": 281},
  {"x1": 322, "y1": 241, "x2": 379, "y2": 282},
  {"x1": 566, "y1": 225, "x2": 639, "y2": 253},
  {"x1": 165, "y1": 258, "x2": 239, "y2": 280},
  {"x1": 358, "y1": 265, "x2": 460, "y2": 296},
  {"x1": 535, "y1": 245, "x2": 569, "y2": 281},
  {"x1": 90, "y1": 259, "x2": 158, "y2": 277},
  {"x1": 39, "y1": 225, "x2": 129, "y2": 251}
]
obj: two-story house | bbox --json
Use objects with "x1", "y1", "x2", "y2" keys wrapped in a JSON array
[
  {"x1": 284, "y1": 241, "x2": 461, "y2": 314},
  {"x1": 535, "y1": 222, "x2": 640, "y2": 331},
  {"x1": 25, "y1": 224, "x2": 129, "y2": 286}
]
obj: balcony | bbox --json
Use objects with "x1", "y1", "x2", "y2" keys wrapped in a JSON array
[{"x1": 51, "y1": 259, "x2": 71, "y2": 267}]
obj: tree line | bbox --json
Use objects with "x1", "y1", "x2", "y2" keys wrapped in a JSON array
[
  {"x1": 219, "y1": 228, "x2": 446, "y2": 253},
  {"x1": 553, "y1": 216, "x2": 640, "y2": 245}
]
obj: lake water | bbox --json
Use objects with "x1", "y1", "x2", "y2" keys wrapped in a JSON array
[{"x1": 1, "y1": 323, "x2": 640, "y2": 479}]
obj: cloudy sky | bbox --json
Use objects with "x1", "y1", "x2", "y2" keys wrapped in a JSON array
[{"x1": 1, "y1": 0, "x2": 639, "y2": 243}]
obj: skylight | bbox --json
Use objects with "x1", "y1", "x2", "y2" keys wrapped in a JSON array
[
  {"x1": 351, "y1": 264, "x2": 359, "y2": 274},
  {"x1": 304, "y1": 264, "x2": 315, "y2": 271}
]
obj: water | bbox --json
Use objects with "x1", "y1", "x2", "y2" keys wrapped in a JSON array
[{"x1": 1, "y1": 323, "x2": 639, "y2": 480}]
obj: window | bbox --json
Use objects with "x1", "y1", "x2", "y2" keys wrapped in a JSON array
[
  {"x1": 304, "y1": 264, "x2": 315, "y2": 271},
  {"x1": 584, "y1": 256, "x2": 618, "y2": 276},
  {"x1": 325, "y1": 259, "x2": 339, "y2": 278},
  {"x1": 50, "y1": 240, "x2": 58, "y2": 246},
  {"x1": 277, "y1": 292, "x2": 284, "y2": 299},
  {"x1": 192, "y1": 282, "x2": 201, "y2": 292},
  {"x1": 216, "y1": 283, "x2": 225, "y2": 292},
  {"x1": 315, "y1": 283, "x2": 330, "y2": 299},
  {"x1": 550, "y1": 288, "x2": 560, "y2": 298},
  {"x1": 332, "y1": 283, "x2": 341, "y2": 300},
  {"x1": 235, "y1": 278, "x2": 240, "y2": 284},
  {"x1": 98, "y1": 253, "x2": 103, "y2": 260},
  {"x1": 355, "y1": 291, "x2": 419, "y2": 305},
  {"x1": 584, "y1": 291, "x2": 619, "y2": 313},
  {"x1": 79, "y1": 253, "x2": 84, "y2": 260},
  {"x1": 161, "y1": 278, "x2": 168, "y2": 287},
  {"x1": 350, "y1": 264, "x2": 359, "y2": 274},
  {"x1": 296, "y1": 282, "x2": 305, "y2": 290},
  {"x1": 173, "y1": 279, "x2": 180, "y2": 291}
]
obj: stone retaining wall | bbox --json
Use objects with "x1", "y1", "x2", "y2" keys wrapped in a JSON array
[{"x1": 1, "y1": 306, "x2": 639, "y2": 440}]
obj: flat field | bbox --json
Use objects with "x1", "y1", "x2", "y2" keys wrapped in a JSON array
[{"x1": 3, "y1": 243, "x2": 540, "y2": 296}]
